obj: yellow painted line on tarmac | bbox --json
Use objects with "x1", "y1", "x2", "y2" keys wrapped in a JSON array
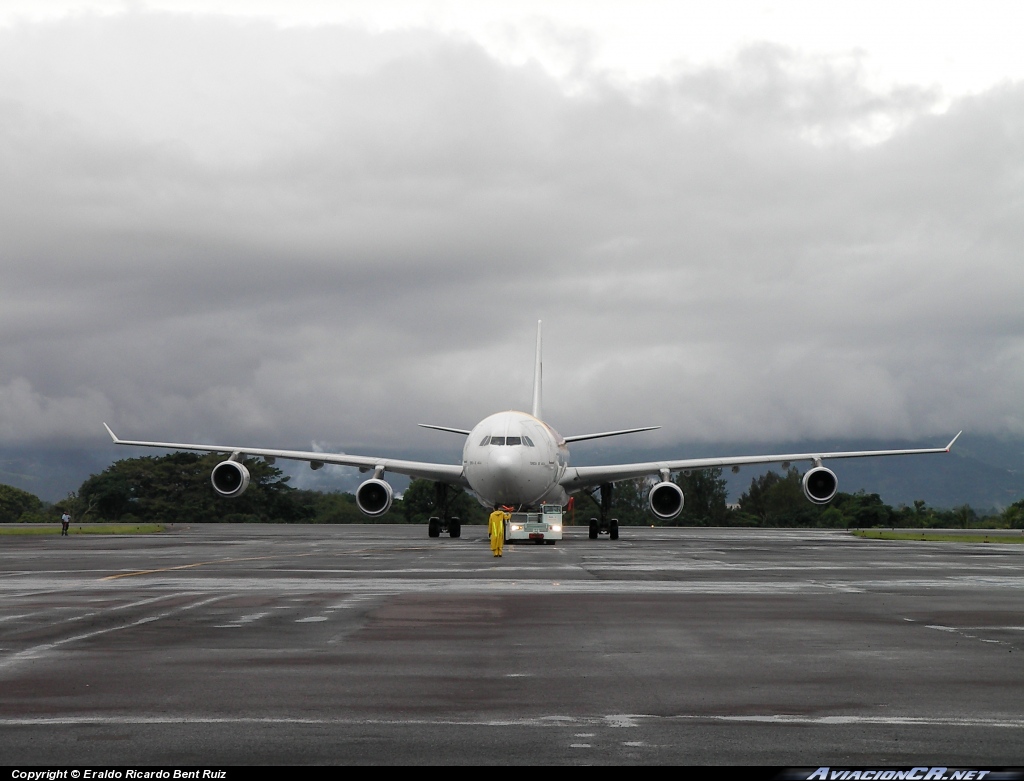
[{"x1": 101, "y1": 553, "x2": 315, "y2": 580}]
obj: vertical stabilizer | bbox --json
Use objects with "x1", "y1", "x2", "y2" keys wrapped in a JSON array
[{"x1": 532, "y1": 320, "x2": 543, "y2": 420}]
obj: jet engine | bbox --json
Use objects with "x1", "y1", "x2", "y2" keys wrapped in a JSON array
[
  {"x1": 356, "y1": 478, "x2": 394, "y2": 517},
  {"x1": 802, "y1": 465, "x2": 838, "y2": 505},
  {"x1": 211, "y1": 460, "x2": 250, "y2": 498},
  {"x1": 648, "y1": 481, "x2": 684, "y2": 521}
]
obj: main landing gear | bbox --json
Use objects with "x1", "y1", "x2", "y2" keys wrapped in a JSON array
[
  {"x1": 427, "y1": 482, "x2": 461, "y2": 539},
  {"x1": 587, "y1": 482, "x2": 619, "y2": 540}
]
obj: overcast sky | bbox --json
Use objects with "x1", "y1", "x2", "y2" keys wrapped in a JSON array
[{"x1": 1, "y1": 1, "x2": 1022, "y2": 486}]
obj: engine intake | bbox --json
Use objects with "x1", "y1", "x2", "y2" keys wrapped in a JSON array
[
  {"x1": 356, "y1": 478, "x2": 394, "y2": 517},
  {"x1": 803, "y1": 465, "x2": 838, "y2": 505},
  {"x1": 211, "y1": 460, "x2": 250, "y2": 498},
  {"x1": 648, "y1": 481, "x2": 684, "y2": 520}
]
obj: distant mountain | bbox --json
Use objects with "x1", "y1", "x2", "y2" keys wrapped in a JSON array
[
  {"x1": 0, "y1": 445, "x2": 115, "y2": 504},
  {"x1": 2, "y1": 432, "x2": 1021, "y2": 511}
]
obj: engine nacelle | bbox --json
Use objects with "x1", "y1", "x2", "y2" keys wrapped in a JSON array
[
  {"x1": 648, "y1": 481, "x2": 684, "y2": 520},
  {"x1": 803, "y1": 465, "x2": 838, "y2": 505},
  {"x1": 211, "y1": 460, "x2": 250, "y2": 498},
  {"x1": 356, "y1": 478, "x2": 394, "y2": 517}
]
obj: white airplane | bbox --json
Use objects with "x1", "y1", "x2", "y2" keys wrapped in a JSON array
[{"x1": 104, "y1": 322, "x2": 961, "y2": 539}]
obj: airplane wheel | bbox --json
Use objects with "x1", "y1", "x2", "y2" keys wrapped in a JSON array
[
  {"x1": 428, "y1": 518, "x2": 440, "y2": 538},
  {"x1": 610, "y1": 519, "x2": 619, "y2": 540},
  {"x1": 589, "y1": 519, "x2": 598, "y2": 539},
  {"x1": 449, "y1": 518, "x2": 461, "y2": 538}
]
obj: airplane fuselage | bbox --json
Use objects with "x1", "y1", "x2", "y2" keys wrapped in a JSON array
[{"x1": 462, "y1": 410, "x2": 569, "y2": 509}]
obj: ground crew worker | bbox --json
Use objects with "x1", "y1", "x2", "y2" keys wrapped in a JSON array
[
  {"x1": 488, "y1": 506, "x2": 510, "y2": 557},
  {"x1": 60, "y1": 512, "x2": 70, "y2": 537}
]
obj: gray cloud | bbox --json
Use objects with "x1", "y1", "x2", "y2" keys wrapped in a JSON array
[{"x1": 0, "y1": 11, "x2": 1021, "y2": 478}]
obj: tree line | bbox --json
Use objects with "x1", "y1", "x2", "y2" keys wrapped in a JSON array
[
  {"x1": 1, "y1": 453, "x2": 1022, "y2": 529},
  {"x1": 586, "y1": 466, "x2": 1024, "y2": 529}
]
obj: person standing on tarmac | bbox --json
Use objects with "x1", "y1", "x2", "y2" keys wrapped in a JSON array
[
  {"x1": 488, "y1": 506, "x2": 510, "y2": 557},
  {"x1": 60, "y1": 512, "x2": 71, "y2": 537}
]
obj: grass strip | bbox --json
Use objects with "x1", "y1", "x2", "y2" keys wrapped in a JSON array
[{"x1": 0, "y1": 524, "x2": 165, "y2": 536}]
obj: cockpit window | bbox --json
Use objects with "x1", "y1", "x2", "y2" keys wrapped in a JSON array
[
  {"x1": 485, "y1": 435, "x2": 529, "y2": 446},
  {"x1": 479, "y1": 435, "x2": 491, "y2": 446}
]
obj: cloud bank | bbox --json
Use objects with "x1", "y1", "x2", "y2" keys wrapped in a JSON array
[{"x1": 0, "y1": 12, "x2": 1020, "y2": 482}]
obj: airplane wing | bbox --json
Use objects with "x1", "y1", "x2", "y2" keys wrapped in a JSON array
[
  {"x1": 563, "y1": 426, "x2": 661, "y2": 443},
  {"x1": 560, "y1": 432, "x2": 962, "y2": 490},
  {"x1": 417, "y1": 424, "x2": 472, "y2": 436},
  {"x1": 103, "y1": 424, "x2": 468, "y2": 486}
]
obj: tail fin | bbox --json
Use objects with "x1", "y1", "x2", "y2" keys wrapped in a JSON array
[{"x1": 532, "y1": 320, "x2": 543, "y2": 420}]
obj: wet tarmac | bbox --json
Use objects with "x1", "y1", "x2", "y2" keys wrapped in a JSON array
[{"x1": 2, "y1": 524, "x2": 1023, "y2": 765}]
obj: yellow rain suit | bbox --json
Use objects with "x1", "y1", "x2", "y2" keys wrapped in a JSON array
[{"x1": 488, "y1": 509, "x2": 509, "y2": 557}]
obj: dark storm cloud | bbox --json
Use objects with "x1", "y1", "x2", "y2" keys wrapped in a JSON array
[{"x1": 0, "y1": 11, "x2": 1021, "y2": 461}]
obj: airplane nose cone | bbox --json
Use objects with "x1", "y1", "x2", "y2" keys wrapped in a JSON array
[
  {"x1": 490, "y1": 447, "x2": 518, "y2": 472},
  {"x1": 486, "y1": 447, "x2": 523, "y2": 501}
]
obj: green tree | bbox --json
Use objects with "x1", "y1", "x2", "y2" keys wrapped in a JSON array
[
  {"x1": 77, "y1": 453, "x2": 311, "y2": 524},
  {"x1": 833, "y1": 491, "x2": 892, "y2": 528},
  {"x1": 402, "y1": 479, "x2": 439, "y2": 524},
  {"x1": 55, "y1": 491, "x2": 99, "y2": 523},
  {"x1": 401, "y1": 479, "x2": 486, "y2": 525},
  {"x1": 611, "y1": 478, "x2": 651, "y2": 525},
  {"x1": 1001, "y1": 499, "x2": 1024, "y2": 529},
  {"x1": 0, "y1": 484, "x2": 43, "y2": 523},
  {"x1": 892, "y1": 499, "x2": 936, "y2": 528},
  {"x1": 952, "y1": 503, "x2": 977, "y2": 529},
  {"x1": 819, "y1": 506, "x2": 847, "y2": 527},
  {"x1": 738, "y1": 468, "x2": 822, "y2": 526},
  {"x1": 675, "y1": 468, "x2": 730, "y2": 526},
  {"x1": 738, "y1": 470, "x2": 784, "y2": 525}
]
